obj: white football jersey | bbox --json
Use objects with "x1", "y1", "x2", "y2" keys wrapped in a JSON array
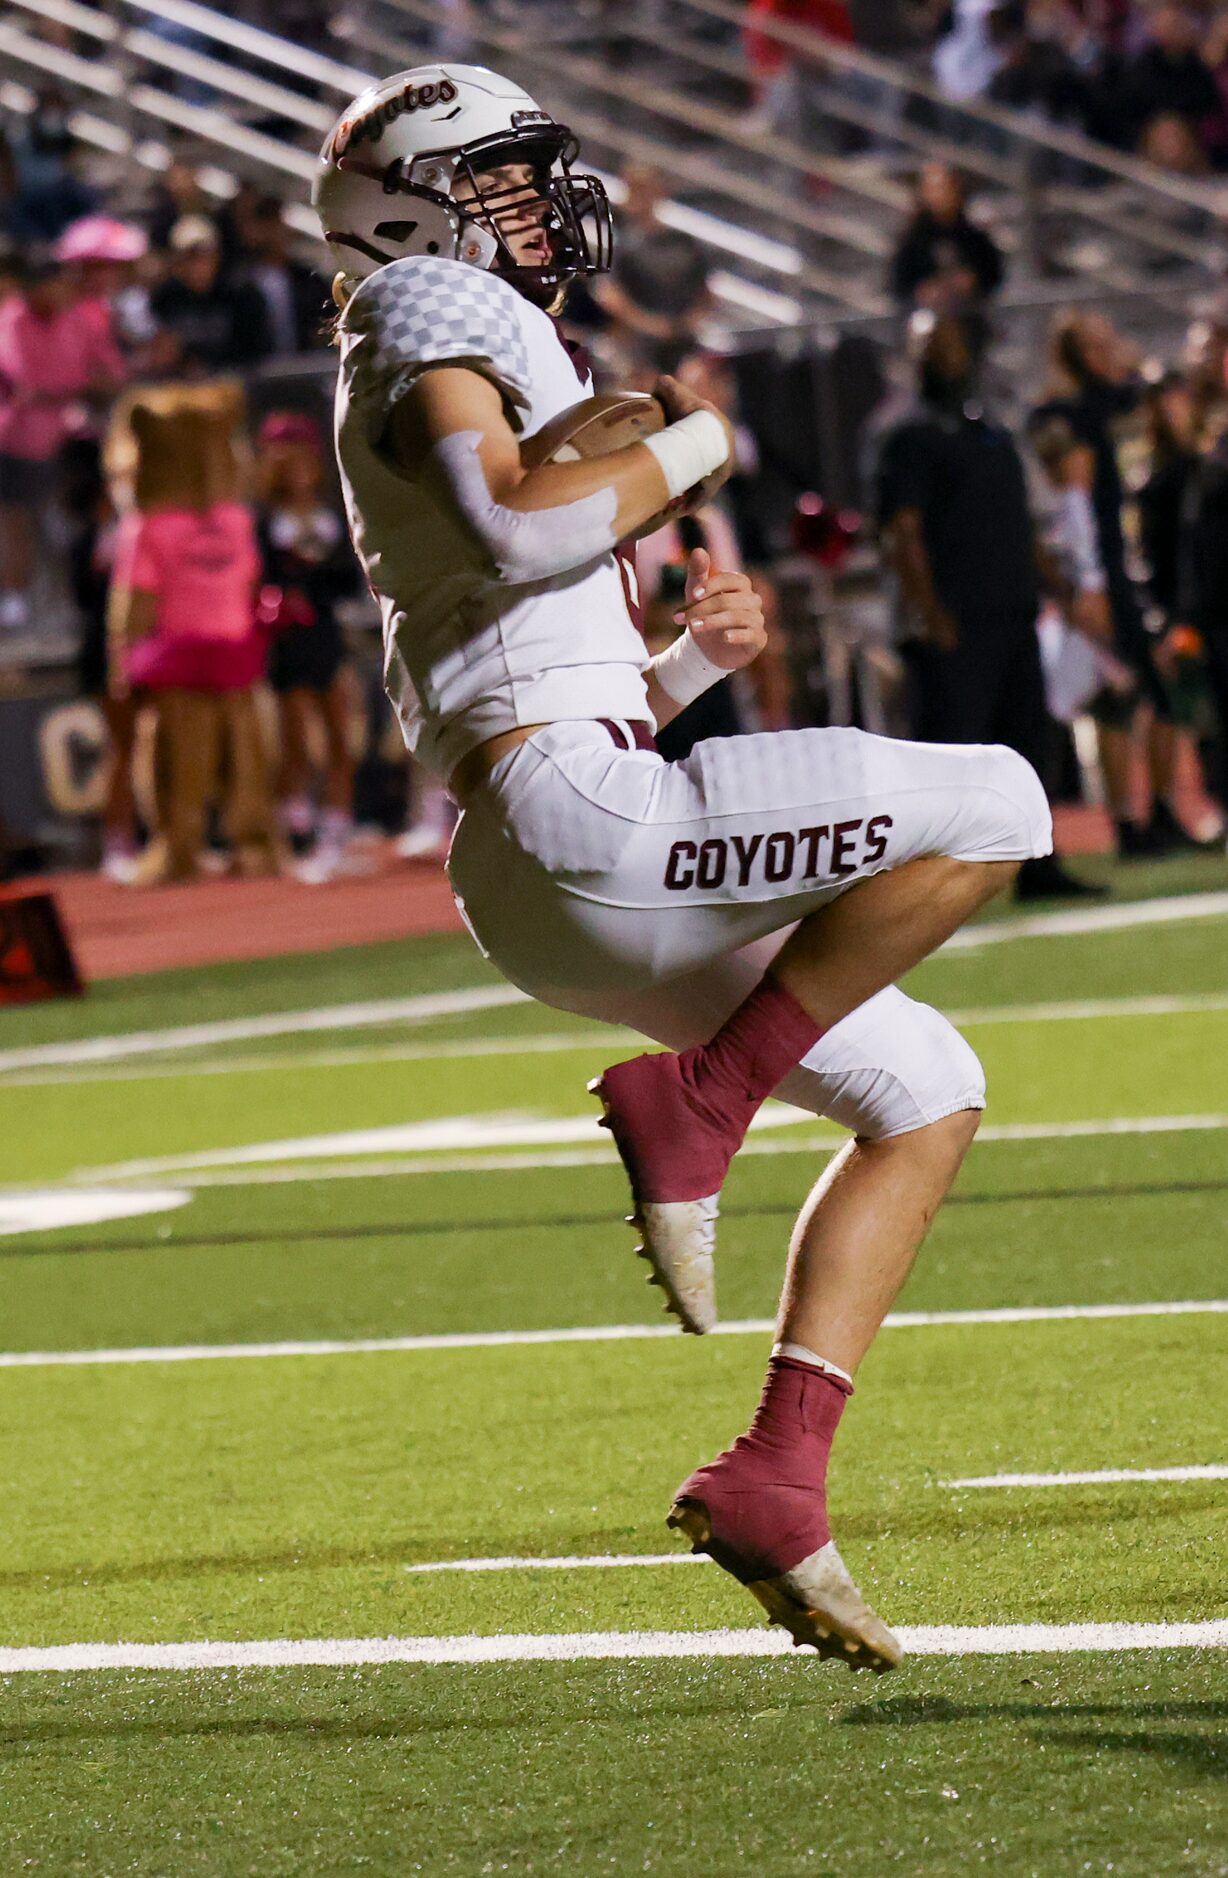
[{"x1": 334, "y1": 254, "x2": 651, "y2": 778}]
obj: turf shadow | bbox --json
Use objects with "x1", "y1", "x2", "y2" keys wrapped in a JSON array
[{"x1": 840, "y1": 1695, "x2": 1228, "y2": 1727}]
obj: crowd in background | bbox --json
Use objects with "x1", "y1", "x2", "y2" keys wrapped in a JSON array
[{"x1": 3, "y1": 0, "x2": 1228, "y2": 889}]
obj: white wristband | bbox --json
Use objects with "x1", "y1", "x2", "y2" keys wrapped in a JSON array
[
  {"x1": 652, "y1": 628, "x2": 725, "y2": 707},
  {"x1": 642, "y1": 410, "x2": 730, "y2": 501}
]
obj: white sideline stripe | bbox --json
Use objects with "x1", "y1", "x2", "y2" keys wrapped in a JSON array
[
  {"x1": 0, "y1": 1300, "x2": 1223, "y2": 1370},
  {"x1": 403, "y1": 1552, "x2": 710, "y2": 1574},
  {"x1": 0, "y1": 1028, "x2": 639, "y2": 1089},
  {"x1": 945, "y1": 1464, "x2": 1228, "y2": 1489},
  {"x1": 11, "y1": 993, "x2": 1228, "y2": 1089},
  {"x1": 0, "y1": 1189, "x2": 188, "y2": 1237},
  {"x1": 2, "y1": 1622, "x2": 1226, "y2": 1672},
  {"x1": 61, "y1": 1101, "x2": 817, "y2": 1187},
  {"x1": 3, "y1": 889, "x2": 1226, "y2": 1078},
  {"x1": 939, "y1": 889, "x2": 1228, "y2": 950},
  {"x1": 0, "y1": 984, "x2": 527, "y2": 1074},
  {"x1": 72, "y1": 1109, "x2": 1228, "y2": 1191}
]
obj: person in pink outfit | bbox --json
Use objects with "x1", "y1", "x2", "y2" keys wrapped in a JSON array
[
  {"x1": 106, "y1": 383, "x2": 276, "y2": 882},
  {"x1": 0, "y1": 254, "x2": 125, "y2": 630}
]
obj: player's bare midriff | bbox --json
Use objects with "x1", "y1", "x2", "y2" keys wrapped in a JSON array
[{"x1": 447, "y1": 724, "x2": 550, "y2": 803}]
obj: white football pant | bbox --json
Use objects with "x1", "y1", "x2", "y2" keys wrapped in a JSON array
[{"x1": 447, "y1": 722, "x2": 1052, "y2": 1139}]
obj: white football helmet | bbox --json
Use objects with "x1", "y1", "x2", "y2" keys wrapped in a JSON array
[{"x1": 313, "y1": 63, "x2": 612, "y2": 297}]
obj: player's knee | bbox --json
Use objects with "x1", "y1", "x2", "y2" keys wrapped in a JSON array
[
  {"x1": 926, "y1": 1023, "x2": 986, "y2": 1122},
  {"x1": 983, "y1": 744, "x2": 1052, "y2": 860},
  {"x1": 818, "y1": 1006, "x2": 986, "y2": 1140}
]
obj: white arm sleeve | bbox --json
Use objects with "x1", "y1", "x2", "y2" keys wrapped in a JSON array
[{"x1": 434, "y1": 430, "x2": 619, "y2": 584}]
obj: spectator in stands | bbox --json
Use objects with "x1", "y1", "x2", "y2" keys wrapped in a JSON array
[
  {"x1": 1183, "y1": 312, "x2": 1228, "y2": 442},
  {"x1": 987, "y1": 0, "x2": 1096, "y2": 126},
  {"x1": 254, "y1": 411, "x2": 360, "y2": 883},
  {"x1": 846, "y1": 0, "x2": 950, "y2": 62},
  {"x1": 872, "y1": 309, "x2": 1099, "y2": 897},
  {"x1": 0, "y1": 254, "x2": 125, "y2": 633},
  {"x1": 55, "y1": 215, "x2": 155, "y2": 362},
  {"x1": 1198, "y1": 5, "x2": 1228, "y2": 164},
  {"x1": 888, "y1": 164, "x2": 1005, "y2": 320},
  {"x1": 1138, "y1": 106, "x2": 1211, "y2": 172},
  {"x1": 1173, "y1": 403, "x2": 1228, "y2": 808},
  {"x1": 593, "y1": 166, "x2": 711, "y2": 374},
  {"x1": 149, "y1": 217, "x2": 274, "y2": 375},
  {"x1": 1137, "y1": 371, "x2": 1200, "y2": 629},
  {"x1": 1032, "y1": 309, "x2": 1180, "y2": 853},
  {"x1": 1110, "y1": 2, "x2": 1220, "y2": 150},
  {"x1": 933, "y1": 0, "x2": 1010, "y2": 98},
  {"x1": 3, "y1": 89, "x2": 98, "y2": 245},
  {"x1": 237, "y1": 196, "x2": 329, "y2": 356},
  {"x1": 1132, "y1": 371, "x2": 1218, "y2": 842},
  {"x1": 147, "y1": 159, "x2": 220, "y2": 254}
]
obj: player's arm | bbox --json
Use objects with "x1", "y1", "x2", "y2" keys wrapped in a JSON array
[
  {"x1": 387, "y1": 368, "x2": 733, "y2": 583},
  {"x1": 644, "y1": 545, "x2": 767, "y2": 729}
]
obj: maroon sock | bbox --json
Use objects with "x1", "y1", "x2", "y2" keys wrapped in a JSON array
[
  {"x1": 744, "y1": 1356, "x2": 852, "y2": 1468},
  {"x1": 679, "y1": 1357, "x2": 852, "y2": 1576},
  {"x1": 674, "y1": 973, "x2": 824, "y2": 1134}
]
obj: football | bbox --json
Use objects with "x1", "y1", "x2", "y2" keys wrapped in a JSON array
[{"x1": 520, "y1": 392, "x2": 722, "y2": 538}]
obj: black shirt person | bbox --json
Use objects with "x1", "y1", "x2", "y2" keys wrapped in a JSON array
[
  {"x1": 150, "y1": 217, "x2": 274, "y2": 375},
  {"x1": 888, "y1": 165, "x2": 1004, "y2": 315},
  {"x1": 872, "y1": 310, "x2": 1098, "y2": 899}
]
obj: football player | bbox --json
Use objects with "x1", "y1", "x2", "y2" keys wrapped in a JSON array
[{"x1": 314, "y1": 65, "x2": 1052, "y2": 1670}]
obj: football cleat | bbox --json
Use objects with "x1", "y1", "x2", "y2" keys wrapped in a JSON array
[
  {"x1": 589, "y1": 1055, "x2": 733, "y2": 1335},
  {"x1": 667, "y1": 1498, "x2": 902, "y2": 1673}
]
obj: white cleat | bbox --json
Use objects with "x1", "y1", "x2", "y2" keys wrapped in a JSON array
[
  {"x1": 589, "y1": 1072, "x2": 719, "y2": 1335},
  {"x1": 667, "y1": 1501, "x2": 903, "y2": 1673},
  {"x1": 630, "y1": 1195, "x2": 719, "y2": 1336}
]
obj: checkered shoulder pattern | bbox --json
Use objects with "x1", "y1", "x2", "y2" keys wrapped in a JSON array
[{"x1": 344, "y1": 255, "x2": 533, "y2": 416}]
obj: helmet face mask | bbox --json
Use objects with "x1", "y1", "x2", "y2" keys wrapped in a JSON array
[
  {"x1": 446, "y1": 128, "x2": 611, "y2": 300},
  {"x1": 315, "y1": 65, "x2": 613, "y2": 300}
]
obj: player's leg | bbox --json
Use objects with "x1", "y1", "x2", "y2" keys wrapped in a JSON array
[
  {"x1": 583, "y1": 950, "x2": 986, "y2": 1669},
  {"x1": 591, "y1": 728, "x2": 1047, "y2": 1331}
]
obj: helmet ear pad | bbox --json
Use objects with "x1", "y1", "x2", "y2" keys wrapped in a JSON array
[{"x1": 371, "y1": 154, "x2": 500, "y2": 269}]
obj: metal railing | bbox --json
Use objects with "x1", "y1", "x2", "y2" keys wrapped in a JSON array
[{"x1": 1, "y1": 0, "x2": 1223, "y2": 345}]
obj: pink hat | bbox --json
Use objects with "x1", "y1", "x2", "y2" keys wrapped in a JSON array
[
  {"x1": 257, "y1": 410, "x2": 324, "y2": 452},
  {"x1": 55, "y1": 216, "x2": 148, "y2": 264}
]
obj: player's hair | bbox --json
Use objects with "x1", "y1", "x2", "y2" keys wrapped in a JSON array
[{"x1": 328, "y1": 270, "x2": 352, "y2": 348}]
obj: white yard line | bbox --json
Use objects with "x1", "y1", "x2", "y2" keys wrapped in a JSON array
[
  {"x1": 0, "y1": 1029, "x2": 635, "y2": 1089},
  {"x1": 0, "y1": 984, "x2": 528, "y2": 1074},
  {"x1": 3, "y1": 889, "x2": 1226, "y2": 1079},
  {"x1": 58, "y1": 1102, "x2": 817, "y2": 1187},
  {"x1": 11, "y1": 991, "x2": 1228, "y2": 1095},
  {"x1": 9, "y1": 994, "x2": 1228, "y2": 1089},
  {"x1": 944, "y1": 1464, "x2": 1228, "y2": 1489},
  {"x1": 938, "y1": 889, "x2": 1228, "y2": 949},
  {"x1": 1, "y1": 1621, "x2": 1225, "y2": 1673},
  {"x1": 71, "y1": 1109, "x2": 1228, "y2": 1190},
  {"x1": 0, "y1": 1189, "x2": 188, "y2": 1238},
  {"x1": 1, "y1": 1299, "x2": 1223, "y2": 1370}
]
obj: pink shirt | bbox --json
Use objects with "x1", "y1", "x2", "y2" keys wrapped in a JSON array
[
  {"x1": 114, "y1": 503, "x2": 264, "y2": 691},
  {"x1": 0, "y1": 296, "x2": 125, "y2": 461}
]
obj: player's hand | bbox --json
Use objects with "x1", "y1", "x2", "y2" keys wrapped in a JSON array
[
  {"x1": 653, "y1": 374, "x2": 736, "y2": 495},
  {"x1": 672, "y1": 547, "x2": 766, "y2": 672}
]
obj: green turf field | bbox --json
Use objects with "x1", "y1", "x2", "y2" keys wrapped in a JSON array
[{"x1": 1, "y1": 892, "x2": 1226, "y2": 1874}]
